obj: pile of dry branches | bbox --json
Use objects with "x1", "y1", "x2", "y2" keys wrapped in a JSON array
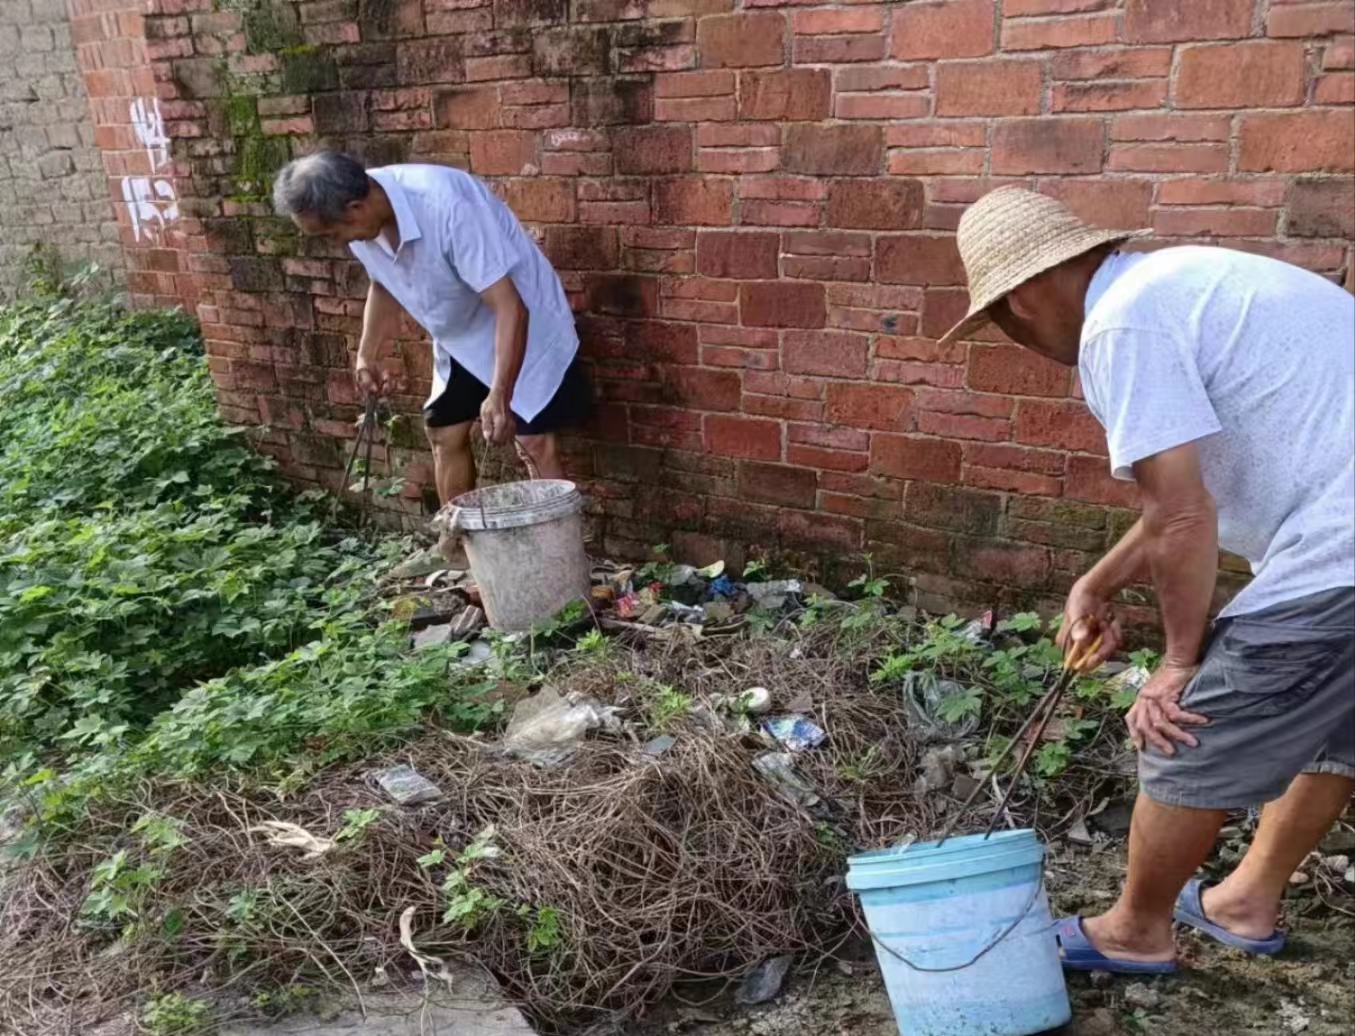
[{"x1": 0, "y1": 617, "x2": 1128, "y2": 1035}]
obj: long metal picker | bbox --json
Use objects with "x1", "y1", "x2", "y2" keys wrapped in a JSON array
[{"x1": 934, "y1": 625, "x2": 1104, "y2": 847}]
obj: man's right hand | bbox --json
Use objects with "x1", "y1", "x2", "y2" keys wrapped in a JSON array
[
  {"x1": 354, "y1": 356, "x2": 401, "y2": 399},
  {"x1": 1057, "y1": 579, "x2": 1122, "y2": 670}
]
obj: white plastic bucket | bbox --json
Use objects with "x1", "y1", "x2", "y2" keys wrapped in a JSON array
[
  {"x1": 445, "y1": 480, "x2": 590, "y2": 632},
  {"x1": 846, "y1": 830, "x2": 1071, "y2": 1036}
]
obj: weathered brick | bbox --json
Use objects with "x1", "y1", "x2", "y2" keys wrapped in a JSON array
[
  {"x1": 969, "y1": 344, "x2": 1070, "y2": 397},
  {"x1": 793, "y1": 35, "x2": 886, "y2": 63},
  {"x1": 1108, "y1": 143, "x2": 1229, "y2": 174},
  {"x1": 837, "y1": 65, "x2": 931, "y2": 93},
  {"x1": 662, "y1": 364, "x2": 742, "y2": 410},
  {"x1": 905, "y1": 481, "x2": 1002, "y2": 535},
  {"x1": 614, "y1": 124, "x2": 694, "y2": 174},
  {"x1": 876, "y1": 235, "x2": 966, "y2": 286},
  {"x1": 705, "y1": 413, "x2": 782, "y2": 459},
  {"x1": 738, "y1": 68, "x2": 832, "y2": 121},
  {"x1": 469, "y1": 130, "x2": 538, "y2": 175},
  {"x1": 1013, "y1": 399, "x2": 1107, "y2": 453},
  {"x1": 626, "y1": 320, "x2": 700, "y2": 363},
  {"x1": 936, "y1": 59, "x2": 1044, "y2": 117},
  {"x1": 783, "y1": 330, "x2": 870, "y2": 378},
  {"x1": 1286, "y1": 179, "x2": 1355, "y2": 238},
  {"x1": 1239, "y1": 111, "x2": 1355, "y2": 173},
  {"x1": 542, "y1": 224, "x2": 620, "y2": 268},
  {"x1": 952, "y1": 541, "x2": 1051, "y2": 586},
  {"x1": 1066, "y1": 453, "x2": 1139, "y2": 507},
  {"x1": 434, "y1": 86, "x2": 500, "y2": 130},
  {"x1": 991, "y1": 118, "x2": 1104, "y2": 174},
  {"x1": 1002, "y1": 13, "x2": 1117, "y2": 50},
  {"x1": 1042, "y1": 179, "x2": 1152, "y2": 230},
  {"x1": 1125, "y1": 0, "x2": 1254, "y2": 42},
  {"x1": 783, "y1": 124, "x2": 882, "y2": 175},
  {"x1": 533, "y1": 25, "x2": 611, "y2": 76},
  {"x1": 503, "y1": 178, "x2": 575, "y2": 222},
  {"x1": 697, "y1": 231, "x2": 780, "y2": 279},
  {"x1": 699, "y1": 12, "x2": 786, "y2": 67},
  {"x1": 740, "y1": 281, "x2": 826, "y2": 328},
  {"x1": 871, "y1": 435, "x2": 964, "y2": 482},
  {"x1": 1267, "y1": 2, "x2": 1355, "y2": 38},
  {"x1": 792, "y1": 6, "x2": 886, "y2": 35},
  {"x1": 891, "y1": 0, "x2": 995, "y2": 60},
  {"x1": 738, "y1": 461, "x2": 817, "y2": 507},
  {"x1": 835, "y1": 92, "x2": 930, "y2": 120},
  {"x1": 790, "y1": 444, "x2": 869, "y2": 473},
  {"x1": 653, "y1": 178, "x2": 735, "y2": 225},
  {"x1": 825, "y1": 382, "x2": 914, "y2": 430},
  {"x1": 1050, "y1": 45, "x2": 1173, "y2": 79},
  {"x1": 1110, "y1": 114, "x2": 1231, "y2": 142},
  {"x1": 1052, "y1": 80, "x2": 1167, "y2": 112},
  {"x1": 822, "y1": 179, "x2": 924, "y2": 231},
  {"x1": 702, "y1": 124, "x2": 782, "y2": 148},
  {"x1": 572, "y1": 77, "x2": 654, "y2": 125},
  {"x1": 1154, "y1": 208, "x2": 1278, "y2": 238},
  {"x1": 1176, "y1": 42, "x2": 1307, "y2": 109},
  {"x1": 741, "y1": 200, "x2": 819, "y2": 226}
]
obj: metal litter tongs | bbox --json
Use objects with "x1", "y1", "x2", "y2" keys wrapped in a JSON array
[
  {"x1": 935, "y1": 620, "x2": 1105, "y2": 847},
  {"x1": 337, "y1": 395, "x2": 380, "y2": 527}
]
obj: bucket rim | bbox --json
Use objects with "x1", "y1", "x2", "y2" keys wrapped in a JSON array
[
  {"x1": 449, "y1": 479, "x2": 584, "y2": 532},
  {"x1": 846, "y1": 829, "x2": 1045, "y2": 891}
]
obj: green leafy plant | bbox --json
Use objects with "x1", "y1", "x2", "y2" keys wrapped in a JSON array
[
  {"x1": 335, "y1": 808, "x2": 382, "y2": 842},
  {"x1": 649, "y1": 685, "x2": 692, "y2": 731},
  {"x1": 143, "y1": 992, "x2": 212, "y2": 1036},
  {"x1": 432, "y1": 826, "x2": 504, "y2": 930},
  {"x1": 522, "y1": 904, "x2": 563, "y2": 955}
]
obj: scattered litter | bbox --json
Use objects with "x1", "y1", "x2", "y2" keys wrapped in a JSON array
[
  {"x1": 666, "y1": 565, "x2": 698, "y2": 587},
  {"x1": 1346, "y1": 863, "x2": 1354, "y2": 886},
  {"x1": 1320, "y1": 853, "x2": 1349, "y2": 874},
  {"x1": 702, "y1": 600, "x2": 734, "y2": 623},
  {"x1": 372, "y1": 764, "x2": 443, "y2": 806},
  {"x1": 424, "y1": 569, "x2": 449, "y2": 588},
  {"x1": 413, "y1": 624, "x2": 453, "y2": 650},
  {"x1": 451, "y1": 605, "x2": 485, "y2": 637},
  {"x1": 399, "y1": 905, "x2": 455, "y2": 988},
  {"x1": 697, "y1": 561, "x2": 726, "y2": 579},
  {"x1": 645, "y1": 735, "x2": 677, "y2": 757},
  {"x1": 835, "y1": 959, "x2": 854, "y2": 977},
  {"x1": 752, "y1": 752, "x2": 821, "y2": 809},
  {"x1": 735, "y1": 954, "x2": 793, "y2": 1006},
  {"x1": 1104, "y1": 665, "x2": 1151, "y2": 699},
  {"x1": 708, "y1": 574, "x2": 736, "y2": 598},
  {"x1": 668, "y1": 601, "x2": 705, "y2": 623},
  {"x1": 747, "y1": 579, "x2": 802, "y2": 610},
  {"x1": 737, "y1": 686, "x2": 772, "y2": 715},
  {"x1": 452, "y1": 639, "x2": 494, "y2": 667},
  {"x1": 1123, "y1": 982, "x2": 1163, "y2": 1010},
  {"x1": 762, "y1": 715, "x2": 826, "y2": 752},
  {"x1": 956, "y1": 611, "x2": 993, "y2": 645},
  {"x1": 503, "y1": 685, "x2": 624, "y2": 768},
  {"x1": 901, "y1": 671, "x2": 980, "y2": 742},
  {"x1": 248, "y1": 820, "x2": 336, "y2": 859}
]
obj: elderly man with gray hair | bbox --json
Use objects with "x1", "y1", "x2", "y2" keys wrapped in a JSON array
[{"x1": 273, "y1": 151, "x2": 589, "y2": 522}]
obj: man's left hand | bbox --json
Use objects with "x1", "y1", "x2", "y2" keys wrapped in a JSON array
[
  {"x1": 1125, "y1": 661, "x2": 1208, "y2": 756},
  {"x1": 480, "y1": 392, "x2": 515, "y2": 446}
]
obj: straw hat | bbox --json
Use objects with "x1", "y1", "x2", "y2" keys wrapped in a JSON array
[{"x1": 939, "y1": 187, "x2": 1149, "y2": 346}]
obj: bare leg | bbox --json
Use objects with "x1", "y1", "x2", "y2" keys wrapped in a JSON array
[
  {"x1": 1200, "y1": 773, "x2": 1354, "y2": 939},
  {"x1": 426, "y1": 420, "x2": 476, "y2": 505},
  {"x1": 1079, "y1": 793, "x2": 1228, "y2": 962},
  {"x1": 517, "y1": 433, "x2": 563, "y2": 480}
]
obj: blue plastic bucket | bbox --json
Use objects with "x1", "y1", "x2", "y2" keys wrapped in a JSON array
[{"x1": 846, "y1": 829, "x2": 1070, "y2": 1036}]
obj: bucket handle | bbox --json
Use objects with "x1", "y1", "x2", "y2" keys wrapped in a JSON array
[{"x1": 858, "y1": 869, "x2": 1049, "y2": 974}]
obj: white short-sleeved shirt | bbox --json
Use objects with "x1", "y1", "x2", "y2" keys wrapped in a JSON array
[
  {"x1": 1080, "y1": 246, "x2": 1355, "y2": 617},
  {"x1": 349, "y1": 164, "x2": 578, "y2": 420}
]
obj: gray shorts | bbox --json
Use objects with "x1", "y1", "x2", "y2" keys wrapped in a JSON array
[{"x1": 1139, "y1": 586, "x2": 1355, "y2": 811}]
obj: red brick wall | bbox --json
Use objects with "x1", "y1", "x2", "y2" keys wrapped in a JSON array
[{"x1": 69, "y1": 0, "x2": 1354, "y2": 614}]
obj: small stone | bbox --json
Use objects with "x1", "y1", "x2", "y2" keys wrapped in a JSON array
[
  {"x1": 390, "y1": 548, "x2": 446, "y2": 580},
  {"x1": 1123, "y1": 982, "x2": 1162, "y2": 1010},
  {"x1": 735, "y1": 955, "x2": 793, "y2": 1006},
  {"x1": 1090, "y1": 969, "x2": 1113, "y2": 988},
  {"x1": 950, "y1": 774, "x2": 981, "y2": 800},
  {"x1": 412, "y1": 624, "x2": 453, "y2": 650},
  {"x1": 1289, "y1": 870, "x2": 1311, "y2": 886},
  {"x1": 834, "y1": 959, "x2": 853, "y2": 977}
]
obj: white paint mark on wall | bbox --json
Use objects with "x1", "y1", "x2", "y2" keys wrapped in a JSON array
[{"x1": 123, "y1": 97, "x2": 178, "y2": 242}]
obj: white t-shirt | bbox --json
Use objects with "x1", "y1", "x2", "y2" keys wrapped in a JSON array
[
  {"x1": 1080, "y1": 246, "x2": 1355, "y2": 618},
  {"x1": 349, "y1": 164, "x2": 578, "y2": 420}
]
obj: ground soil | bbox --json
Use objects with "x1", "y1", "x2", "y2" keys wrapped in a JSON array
[{"x1": 629, "y1": 841, "x2": 1355, "y2": 1036}]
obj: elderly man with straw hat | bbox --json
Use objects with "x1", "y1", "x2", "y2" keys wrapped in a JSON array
[{"x1": 943, "y1": 188, "x2": 1354, "y2": 974}]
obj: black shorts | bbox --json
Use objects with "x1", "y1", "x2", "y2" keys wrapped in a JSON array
[{"x1": 423, "y1": 358, "x2": 592, "y2": 435}]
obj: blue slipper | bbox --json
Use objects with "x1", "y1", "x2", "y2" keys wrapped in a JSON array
[
  {"x1": 1173, "y1": 879, "x2": 1286, "y2": 955},
  {"x1": 1055, "y1": 917, "x2": 1178, "y2": 974}
]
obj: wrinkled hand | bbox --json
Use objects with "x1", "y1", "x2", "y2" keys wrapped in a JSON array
[
  {"x1": 1057, "y1": 581, "x2": 1122, "y2": 671},
  {"x1": 1126, "y1": 662, "x2": 1207, "y2": 755},
  {"x1": 354, "y1": 356, "x2": 402, "y2": 399},
  {"x1": 480, "y1": 392, "x2": 515, "y2": 446}
]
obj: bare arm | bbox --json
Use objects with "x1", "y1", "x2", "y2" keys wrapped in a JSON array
[
  {"x1": 478, "y1": 276, "x2": 529, "y2": 445},
  {"x1": 355, "y1": 281, "x2": 405, "y2": 397},
  {"x1": 1124, "y1": 442, "x2": 1216, "y2": 753},
  {"x1": 1134, "y1": 443, "x2": 1217, "y2": 668}
]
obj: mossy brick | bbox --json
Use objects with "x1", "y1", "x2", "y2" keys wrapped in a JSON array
[
  {"x1": 281, "y1": 48, "x2": 340, "y2": 93},
  {"x1": 534, "y1": 26, "x2": 612, "y2": 77},
  {"x1": 202, "y1": 216, "x2": 255, "y2": 254},
  {"x1": 230, "y1": 256, "x2": 284, "y2": 292},
  {"x1": 224, "y1": 94, "x2": 259, "y2": 136},
  {"x1": 244, "y1": 2, "x2": 302, "y2": 54},
  {"x1": 236, "y1": 134, "x2": 292, "y2": 195},
  {"x1": 314, "y1": 91, "x2": 369, "y2": 134},
  {"x1": 174, "y1": 57, "x2": 228, "y2": 98}
]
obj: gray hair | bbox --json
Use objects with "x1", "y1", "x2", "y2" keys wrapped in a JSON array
[{"x1": 273, "y1": 151, "x2": 371, "y2": 223}]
